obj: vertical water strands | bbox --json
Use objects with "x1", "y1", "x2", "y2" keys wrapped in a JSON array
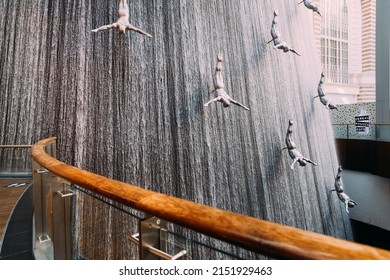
[{"x1": 0, "y1": 0, "x2": 352, "y2": 259}]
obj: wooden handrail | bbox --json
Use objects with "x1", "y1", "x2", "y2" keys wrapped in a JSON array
[
  {"x1": 31, "y1": 137, "x2": 390, "y2": 260},
  {"x1": 0, "y1": 145, "x2": 32, "y2": 148}
]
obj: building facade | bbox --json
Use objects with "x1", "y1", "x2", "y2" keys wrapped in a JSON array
[
  {"x1": 312, "y1": 0, "x2": 376, "y2": 104},
  {"x1": 359, "y1": 0, "x2": 376, "y2": 102}
]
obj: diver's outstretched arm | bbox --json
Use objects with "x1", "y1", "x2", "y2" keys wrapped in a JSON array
[
  {"x1": 345, "y1": 201, "x2": 350, "y2": 213},
  {"x1": 304, "y1": 157, "x2": 317, "y2": 166},
  {"x1": 290, "y1": 158, "x2": 299, "y2": 169},
  {"x1": 290, "y1": 48, "x2": 301, "y2": 56},
  {"x1": 273, "y1": 42, "x2": 284, "y2": 49},
  {"x1": 230, "y1": 99, "x2": 250, "y2": 111},
  {"x1": 126, "y1": 24, "x2": 152, "y2": 37},
  {"x1": 267, "y1": 38, "x2": 275, "y2": 44},
  {"x1": 92, "y1": 23, "x2": 117, "y2": 32},
  {"x1": 204, "y1": 97, "x2": 221, "y2": 107}
]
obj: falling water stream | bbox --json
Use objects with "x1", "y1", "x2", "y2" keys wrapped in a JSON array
[{"x1": 0, "y1": 0, "x2": 352, "y2": 259}]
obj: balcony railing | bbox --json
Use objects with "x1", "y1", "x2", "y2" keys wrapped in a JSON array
[
  {"x1": 333, "y1": 123, "x2": 390, "y2": 142},
  {"x1": 28, "y1": 137, "x2": 390, "y2": 260}
]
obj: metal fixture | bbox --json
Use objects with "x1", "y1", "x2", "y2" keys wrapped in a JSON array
[{"x1": 128, "y1": 216, "x2": 187, "y2": 260}]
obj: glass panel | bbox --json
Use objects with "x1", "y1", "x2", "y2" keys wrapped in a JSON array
[
  {"x1": 72, "y1": 186, "x2": 143, "y2": 260},
  {"x1": 165, "y1": 225, "x2": 268, "y2": 260},
  {"x1": 71, "y1": 186, "x2": 269, "y2": 260},
  {"x1": 376, "y1": 125, "x2": 390, "y2": 142},
  {"x1": 332, "y1": 124, "x2": 390, "y2": 141},
  {"x1": 0, "y1": 148, "x2": 32, "y2": 178},
  {"x1": 333, "y1": 124, "x2": 349, "y2": 139}
]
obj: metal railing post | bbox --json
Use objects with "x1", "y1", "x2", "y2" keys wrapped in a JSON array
[
  {"x1": 32, "y1": 138, "x2": 74, "y2": 260},
  {"x1": 32, "y1": 160, "x2": 53, "y2": 259},
  {"x1": 139, "y1": 217, "x2": 167, "y2": 260},
  {"x1": 51, "y1": 177, "x2": 74, "y2": 259},
  {"x1": 128, "y1": 217, "x2": 186, "y2": 260}
]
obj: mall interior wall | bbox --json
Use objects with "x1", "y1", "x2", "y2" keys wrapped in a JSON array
[{"x1": 376, "y1": 0, "x2": 390, "y2": 140}]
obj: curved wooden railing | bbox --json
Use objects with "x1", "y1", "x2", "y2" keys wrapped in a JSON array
[{"x1": 31, "y1": 137, "x2": 390, "y2": 260}]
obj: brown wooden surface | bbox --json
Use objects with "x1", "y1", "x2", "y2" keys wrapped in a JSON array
[
  {"x1": 32, "y1": 137, "x2": 390, "y2": 259},
  {"x1": 0, "y1": 180, "x2": 30, "y2": 239}
]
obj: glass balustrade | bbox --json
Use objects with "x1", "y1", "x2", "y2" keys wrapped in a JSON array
[
  {"x1": 3, "y1": 138, "x2": 389, "y2": 260},
  {"x1": 72, "y1": 185, "x2": 264, "y2": 260},
  {"x1": 0, "y1": 145, "x2": 32, "y2": 178},
  {"x1": 26, "y1": 139, "x2": 266, "y2": 260},
  {"x1": 333, "y1": 123, "x2": 390, "y2": 142},
  {"x1": 32, "y1": 142, "x2": 74, "y2": 260}
]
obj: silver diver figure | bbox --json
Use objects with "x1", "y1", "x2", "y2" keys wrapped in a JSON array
[
  {"x1": 282, "y1": 120, "x2": 317, "y2": 169},
  {"x1": 298, "y1": 0, "x2": 322, "y2": 17},
  {"x1": 314, "y1": 73, "x2": 338, "y2": 110},
  {"x1": 204, "y1": 54, "x2": 249, "y2": 110},
  {"x1": 91, "y1": 0, "x2": 152, "y2": 37},
  {"x1": 331, "y1": 166, "x2": 357, "y2": 213},
  {"x1": 267, "y1": 10, "x2": 301, "y2": 56}
]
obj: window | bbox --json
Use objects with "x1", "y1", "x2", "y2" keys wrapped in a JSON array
[{"x1": 319, "y1": 0, "x2": 349, "y2": 84}]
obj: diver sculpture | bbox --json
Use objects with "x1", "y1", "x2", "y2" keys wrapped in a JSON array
[
  {"x1": 204, "y1": 54, "x2": 250, "y2": 110},
  {"x1": 282, "y1": 120, "x2": 317, "y2": 169},
  {"x1": 92, "y1": 0, "x2": 152, "y2": 37},
  {"x1": 298, "y1": 0, "x2": 322, "y2": 17},
  {"x1": 268, "y1": 10, "x2": 301, "y2": 56},
  {"x1": 314, "y1": 73, "x2": 338, "y2": 110},
  {"x1": 331, "y1": 166, "x2": 357, "y2": 213}
]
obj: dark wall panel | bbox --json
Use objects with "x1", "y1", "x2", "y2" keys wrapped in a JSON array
[{"x1": 336, "y1": 139, "x2": 390, "y2": 178}]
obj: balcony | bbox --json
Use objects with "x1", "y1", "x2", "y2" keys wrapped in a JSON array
[
  {"x1": 332, "y1": 123, "x2": 390, "y2": 248},
  {"x1": 333, "y1": 123, "x2": 390, "y2": 178}
]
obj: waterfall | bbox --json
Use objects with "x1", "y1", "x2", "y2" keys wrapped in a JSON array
[{"x1": 0, "y1": 0, "x2": 352, "y2": 259}]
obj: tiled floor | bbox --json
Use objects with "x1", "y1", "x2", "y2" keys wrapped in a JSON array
[
  {"x1": 0, "y1": 180, "x2": 30, "y2": 238},
  {"x1": 0, "y1": 179, "x2": 34, "y2": 259}
]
